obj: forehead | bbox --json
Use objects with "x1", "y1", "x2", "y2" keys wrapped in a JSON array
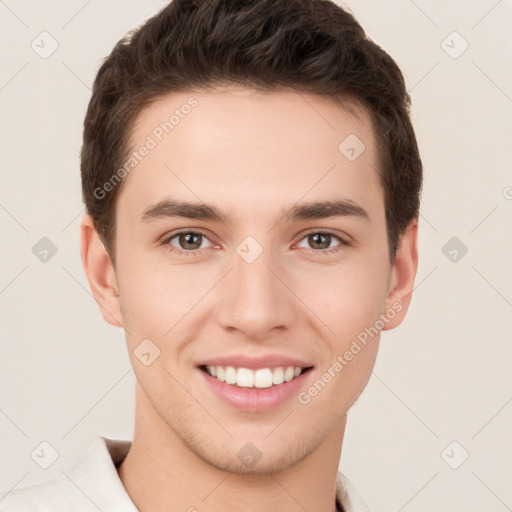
[{"x1": 117, "y1": 87, "x2": 383, "y2": 224}]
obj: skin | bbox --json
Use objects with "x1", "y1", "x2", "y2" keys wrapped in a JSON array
[{"x1": 80, "y1": 86, "x2": 418, "y2": 512}]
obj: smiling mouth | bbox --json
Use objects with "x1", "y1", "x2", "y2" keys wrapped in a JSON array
[{"x1": 199, "y1": 364, "x2": 314, "y2": 389}]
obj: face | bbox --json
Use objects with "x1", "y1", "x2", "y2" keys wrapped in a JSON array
[{"x1": 82, "y1": 86, "x2": 416, "y2": 475}]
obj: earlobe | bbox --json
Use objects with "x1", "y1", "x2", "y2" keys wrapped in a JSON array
[
  {"x1": 79, "y1": 214, "x2": 124, "y2": 328},
  {"x1": 382, "y1": 219, "x2": 419, "y2": 331}
]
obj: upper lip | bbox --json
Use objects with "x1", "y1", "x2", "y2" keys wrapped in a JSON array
[{"x1": 197, "y1": 354, "x2": 314, "y2": 370}]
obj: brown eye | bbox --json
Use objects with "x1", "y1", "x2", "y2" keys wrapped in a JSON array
[
  {"x1": 296, "y1": 231, "x2": 350, "y2": 256},
  {"x1": 163, "y1": 230, "x2": 212, "y2": 255},
  {"x1": 176, "y1": 232, "x2": 203, "y2": 250},
  {"x1": 307, "y1": 233, "x2": 332, "y2": 250},
  {"x1": 298, "y1": 232, "x2": 342, "y2": 251}
]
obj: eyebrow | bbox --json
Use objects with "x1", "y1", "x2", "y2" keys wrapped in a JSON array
[{"x1": 138, "y1": 197, "x2": 370, "y2": 226}]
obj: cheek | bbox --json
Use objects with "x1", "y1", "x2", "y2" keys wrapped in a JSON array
[
  {"x1": 117, "y1": 258, "x2": 188, "y2": 337},
  {"x1": 296, "y1": 269, "x2": 384, "y2": 414},
  {"x1": 295, "y1": 258, "x2": 389, "y2": 340}
]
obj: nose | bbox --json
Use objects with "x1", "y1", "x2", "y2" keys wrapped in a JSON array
[{"x1": 216, "y1": 246, "x2": 297, "y2": 341}]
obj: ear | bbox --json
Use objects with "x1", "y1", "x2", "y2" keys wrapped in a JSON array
[
  {"x1": 382, "y1": 218, "x2": 419, "y2": 330},
  {"x1": 79, "y1": 214, "x2": 124, "y2": 328}
]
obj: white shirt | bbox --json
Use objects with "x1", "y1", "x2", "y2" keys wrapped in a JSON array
[{"x1": 0, "y1": 437, "x2": 372, "y2": 511}]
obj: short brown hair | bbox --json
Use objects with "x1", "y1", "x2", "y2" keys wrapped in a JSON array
[{"x1": 80, "y1": 0, "x2": 423, "y2": 268}]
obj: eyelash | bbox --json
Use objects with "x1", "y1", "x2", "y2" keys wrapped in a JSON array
[{"x1": 160, "y1": 229, "x2": 352, "y2": 258}]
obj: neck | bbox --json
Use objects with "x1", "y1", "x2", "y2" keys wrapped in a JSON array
[{"x1": 118, "y1": 382, "x2": 346, "y2": 512}]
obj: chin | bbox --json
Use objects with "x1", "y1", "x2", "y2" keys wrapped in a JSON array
[{"x1": 178, "y1": 424, "x2": 321, "y2": 476}]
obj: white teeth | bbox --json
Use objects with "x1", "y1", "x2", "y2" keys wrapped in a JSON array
[
  {"x1": 272, "y1": 367, "x2": 284, "y2": 385},
  {"x1": 236, "y1": 367, "x2": 254, "y2": 388},
  {"x1": 205, "y1": 365, "x2": 305, "y2": 388},
  {"x1": 254, "y1": 368, "x2": 273, "y2": 388},
  {"x1": 225, "y1": 366, "x2": 237, "y2": 384},
  {"x1": 284, "y1": 366, "x2": 295, "y2": 382}
]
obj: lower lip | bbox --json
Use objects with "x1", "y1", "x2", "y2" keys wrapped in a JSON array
[{"x1": 198, "y1": 368, "x2": 312, "y2": 412}]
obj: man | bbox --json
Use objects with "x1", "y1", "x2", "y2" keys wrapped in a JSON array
[{"x1": 0, "y1": 0, "x2": 422, "y2": 510}]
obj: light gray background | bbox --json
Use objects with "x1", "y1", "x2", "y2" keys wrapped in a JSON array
[{"x1": 1, "y1": 1, "x2": 511, "y2": 510}]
